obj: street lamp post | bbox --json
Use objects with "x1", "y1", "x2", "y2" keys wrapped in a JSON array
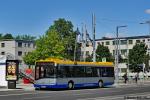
[
  {"x1": 140, "y1": 21, "x2": 150, "y2": 71},
  {"x1": 140, "y1": 21, "x2": 150, "y2": 35},
  {"x1": 115, "y1": 25, "x2": 127, "y2": 85}
]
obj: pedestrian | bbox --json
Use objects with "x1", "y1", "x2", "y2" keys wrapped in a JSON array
[
  {"x1": 135, "y1": 73, "x2": 139, "y2": 83},
  {"x1": 123, "y1": 73, "x2": 128, "y2": 84}
]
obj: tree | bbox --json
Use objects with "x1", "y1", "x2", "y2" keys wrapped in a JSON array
[
  {"x1": 129, "y1": 42, "x2": 149, "y2": 72},
  {"x1": 15, "y1": 35, "x2": 36, "y2": 40},
  {"x1": 0, "y1": 33, "x2": 2, "y2": 40},
  {"x1": 49, "y1": 18, "x2": 76, "y2": 60},
  {"x1": 86, "y1": 54, "x2": 93, "y2": 62},
  {"x1": 3, "y1": 33, "x2": 14, "y2": 39},
  {"x1": 49, "y1": 18, "x2": 74, "y2": 39},
  {"x1": 96, "y1": 44, "x2": 113, "y2": 62},
  {"x1": 36, "y1": 29, "x2": 65, "y2": 59},
  {"x1": 23, "y1": 29, "x2": 65, "y2": 65},
  {"x1": 23, "y1": 18, "x2": 77, "y2": 64},
  {"x1": 23, "y1": 51, "x2": 37, "y2": 65}
]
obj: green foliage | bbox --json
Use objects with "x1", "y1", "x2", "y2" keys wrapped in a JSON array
[
  {"x1": 96, "y1": 44, "x2": 113, "y2": 62},
  {"x1": 23, "y1": 18, "x2": 78, "y2": 64},
  {"x1": 23, "y1": 29, "x2": 65, "y2": 65},
  {"x1": 2, "y1": 33, "x2": 14, "y2": 39},
  {"x1": 49, "y1": 18, "x2": 76, "y2": 60},
  {"x1": 86, "y1": 55, "x2": 93, "y2": 62},
  {"x1": 0, "y1": 34, "x2": 2, "y2": 40},
  {"x1": 49, "y1": 18, "x2": 74, "y2": 39},
  {"x1": 23, "y1": 51, "x2": 37, "y2": 65},
  {"x1": 129, "y1": 42, "x2": 149, "y2": 72},
  {"x1": 36, "y1": 29, "x2": 65, "y2": 59},
  {"x1": 15, "y1": 35, "x2": 36, "y2": 40}
]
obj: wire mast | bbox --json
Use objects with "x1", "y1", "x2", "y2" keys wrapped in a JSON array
[{"x1": 92, "y1": 13, "x2": 96, "y2": 62}]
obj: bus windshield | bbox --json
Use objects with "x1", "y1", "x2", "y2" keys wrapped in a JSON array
[{"x1": 35, "y1": 62, "x2": 56, "y2": 79}]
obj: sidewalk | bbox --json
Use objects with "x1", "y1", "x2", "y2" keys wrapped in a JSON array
[
  {"x1": 0, "y1": 83, "x2": 34, "y2": 91},
  {"x1": 113, "y1": 79, "x2": 150, "y2": 88}
]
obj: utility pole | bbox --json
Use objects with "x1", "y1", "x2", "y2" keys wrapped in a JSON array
[
  {"x1": 74, "y1": 28, "x2": 79, "y2": 62},
  {"x1": 115, "y1": 25, "x2": 127, "y2": 85},
  {"x1": 83, "y1": 25, "x2": 87, "y2": 62},
  {"x1": 92, "y1": 13, "x2": 96, "y2": 62},
  {"x1": 80, "y1": 23, "x2": 84, "y2": 61}
]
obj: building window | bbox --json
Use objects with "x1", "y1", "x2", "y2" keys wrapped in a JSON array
[
  {"x1": 128, "y1": 40, "x2": 133, "y2": 44},
  {"x1": 86, "y1": 51, "x2": 90, "y2": 56},
  {"x1": 142, "y1": 39, "x2": 145, "y2": 42},
  {"x1": 86, "y1": 42, "x2": 89, "y2": 47},
  {"x1": 113, "y1": 50, "x2": 115, "y2": 56},
  {"x1": 112, "y1": 41, "x2": 116, "y2": 45},
  {"x1": 18, "y1": 51, "x2": 22, "y2": 56},
  {"x1": 18, "y1": 42, "x2": 22, "y2": 47},
  {"x1": 136, "y1": 40, "x2": 140, "y2": 43},
  {"x1": 1, "y1": 43, "x2": 5, "y2": 47},
  {"x1": 106, "y1": 41, "x2": 110, "y2": 45},
  {"x1": 24, "y1": 43, "x2": 27, "y2": 47},
  {"x1": 148, "y1": 39, "x2": 150, "y2": 41},
  {"x1": 1, "y1": 52, "x2": 5, "y2": 55},
  {"x1": 97, "y1": 42, "x2": 100, "y2": 45},
  {"x1": 28, "y1": 43, "x2": 31, "y2": 47},
  {"x1": 120, "y1": 40, "x2": 127, "y2": 45},
  {"x1": 101, "y1": 42, "x2": 104, "y2": 45},
  {"x1": 121, "y1": 49, "x2": 127, "y2": 55},
  {"x1": 33, "y1": 43, "x2": 36, "y2": 48}
]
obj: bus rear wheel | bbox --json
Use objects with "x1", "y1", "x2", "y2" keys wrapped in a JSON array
[
  {"x1": 68, "y1": 82, "x2": 74, "y2": 89},
  {"x1": 98, "y1": 80, "x2": 103, "y2": 88}
]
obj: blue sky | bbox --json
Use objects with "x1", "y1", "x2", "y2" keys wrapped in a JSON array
[{"x1": 0, "y1": 0, "x2": 150, "y2": 39}]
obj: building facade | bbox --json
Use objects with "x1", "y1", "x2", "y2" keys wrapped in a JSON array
[
  {"x1": 82, "y1": 35, "x2": 150, "y2": 77},
  {"x1": 0, "y1": 39, "x2": 36, "y2": 66},
  {"x1": 84, "y1": 35, "x2": 150, "y2": 59}
]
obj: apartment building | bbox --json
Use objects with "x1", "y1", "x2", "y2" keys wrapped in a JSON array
[
  {"x1": 84, "y1": 35, "x2": 150, "y2": 59},
  {"x1": 82, "y1": 35, "x2": 150, "y2": 76},
  {"x1": 0, "y1": 39, "x2": 36, "y2": 65}
]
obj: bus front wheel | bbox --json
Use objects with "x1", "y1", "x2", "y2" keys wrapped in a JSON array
[
  {"x1": 68, "y1": 82, "x2": 74, "y2": 89},
  {"x1": 98, "y1": 80, "x2": 103, "y2": 88}
]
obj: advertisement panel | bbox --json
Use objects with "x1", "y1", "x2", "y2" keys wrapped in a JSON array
[{"x1": 6, "y1": 60, "x2": 19, "y2": 81}]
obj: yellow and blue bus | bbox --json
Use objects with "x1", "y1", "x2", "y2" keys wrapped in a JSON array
[{"x1": 34, "y1": 58, "x2": 114, "y2": 89}]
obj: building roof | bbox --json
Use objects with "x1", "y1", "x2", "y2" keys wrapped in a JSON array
[
  {"x1": 96, "y1": 35, "x2": 150, "y2": 41},
  {"x1": 0, "y1": 39, "x2": 35, "y2": 43}
]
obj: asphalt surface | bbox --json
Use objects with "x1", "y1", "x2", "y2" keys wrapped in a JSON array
[{"x1": 0, "y1": 84, "x2": 150, "y2": 100}]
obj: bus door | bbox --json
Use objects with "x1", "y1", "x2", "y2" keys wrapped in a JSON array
[{"x1": 35, "y1": 62, "x2": 56, "y2": 80}]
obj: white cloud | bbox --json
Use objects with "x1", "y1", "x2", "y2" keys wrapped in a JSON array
[
  {"x1": 103, "y1": 32, "x2": 127, "y2": 38},
  {"x1": 104, "y1": 33, "x2": 115, "y2": 38},
  {"x1": 145, "y1": 9, "x2": 150, "y2": 14}
]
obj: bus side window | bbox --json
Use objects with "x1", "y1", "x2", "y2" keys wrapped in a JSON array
[
  {"x1": 107, "y1": 67, "x2": 114, "y2": 77},
  {"x1": 40, "y1": 66, "x2": 44, "y2": 78},
  {"x1": 97, "y1": 68, "x2": 100, "y2": 77},
  {"x1": 86, "y1": 67, "x2": 92, "y2": 77},
  {"x1": 57, "y1": 66, "x2": 64, "y2": 78},
  {"x1": 35, "y1": 66, "x2": 39, "y2": 80},
  {"x1": 92, "y1": 67, "x2": 98, "y2": 77},
  {"x1": 101, "y1": 67, "x2": 107, "y2": 77}
]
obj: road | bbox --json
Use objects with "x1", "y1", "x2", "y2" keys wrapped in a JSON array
[{"x1": 1, "y1": 85, "x2": 150, "y2": 100}]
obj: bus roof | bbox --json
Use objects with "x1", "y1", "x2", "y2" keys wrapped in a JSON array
[{"x1": 36, "y1": 58, "x2": 114, "y2": 67}]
